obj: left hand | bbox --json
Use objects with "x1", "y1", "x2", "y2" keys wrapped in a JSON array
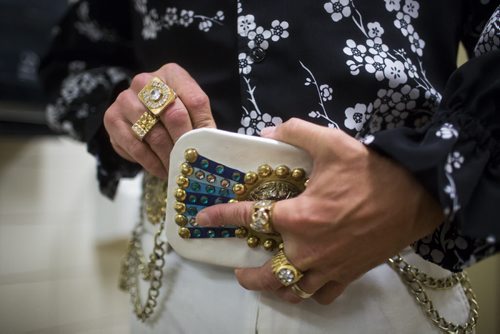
[{"x1": 196, "y1": 118, "x2": 444, "y2": 304}]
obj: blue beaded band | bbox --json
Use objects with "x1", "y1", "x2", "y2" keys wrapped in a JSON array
[{"x1": 178, "y1": 153, "x2": 244, "y2": 238}]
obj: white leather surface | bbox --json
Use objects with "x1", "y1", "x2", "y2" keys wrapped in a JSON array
[{"x1": 165, "y1": 128, "x2": 312, "y2": 268}]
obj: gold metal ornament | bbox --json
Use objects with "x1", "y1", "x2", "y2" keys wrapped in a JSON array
[
  {"x1": 176, "y1": 175, "x2": 189, "y2": 189},
  {"x1": 233, "y1": 163, "x2": 309, "y2": 251},
  {"x1": 271, "y1": 249, "x2": 304, "y2": 286},
  {"x1": 291, "y1": 284, "x2": 314, "y2": 299},
  {"x1": 131, "y1": 111, "x2": 159, "y2": 140},
  {"x1": 178, "y1": 227, "x2": 191, "y2": 239},
  {"x1": 263, "y1": 239, "x2": 278, "y2": 251},
  {"x1": 180, "y1": 162, "x2": 194, "y2": 176},
  {"x1": 250, "y1": 200, "x2": 276, "y2": 234},
  {"x1": 247, "y1": 236, "x2": 260, "y2": 248},
  {"x1": 138, "y1": 77, "x2": 176, "y2": 117},
  {"x1": 184, "y1": 148, "x2": 198, "y2": 163}
]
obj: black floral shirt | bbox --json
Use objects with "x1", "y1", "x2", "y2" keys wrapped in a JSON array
[{"x1": 40, "y1": 0, "x2": 500, "y2": 272}]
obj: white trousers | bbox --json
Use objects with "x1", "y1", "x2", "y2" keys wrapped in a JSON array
[{"x1": 130, "y1": 243, "x2": 471, "y2": 334}]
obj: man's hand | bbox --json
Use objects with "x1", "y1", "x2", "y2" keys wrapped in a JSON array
[
  {"x1": 104, "y1": 63, "x2": 216, "y2": 178},
  {"x1": 197, "y1": 118, "x2": 443, "y2": 304}
]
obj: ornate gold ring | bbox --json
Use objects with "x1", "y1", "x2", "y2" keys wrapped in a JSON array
[
  {"x1": 271, "y1": 249, "x2": 304, "y2": 286},
  {"x1": 291, "y1": 284, "x2": 314, "y2": 299},
  {"x1": 249, "y1": 200, "x2": 276, "y2": 234},
  {"x1": 138, "y1": 77, "x2": 176, "y2": 117},
  {"x1": 131, "y1": 111, "x2": 159, "y2": 140}
]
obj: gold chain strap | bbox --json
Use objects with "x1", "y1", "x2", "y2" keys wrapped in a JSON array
[
  {"x1": 119, "y1": 175, "x2": 168, "y2": 321},
  {"x1": 387, "y1": 255, "x2": 479, "y2": 333}
]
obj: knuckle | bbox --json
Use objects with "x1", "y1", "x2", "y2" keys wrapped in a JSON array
[
  {"x1": 115, "y1": 89, "x2": 135, "y2": 107},
  {"x1": 185, "y1": 92, "x2": 210, "y2": 111},
  {"x1": 281, "y1": 117, "x2": 302, "y2": 134},
  {"x1": 146, "y1": 128, "x2": 168, "y2": 148},
  {"x1": 132, "y1": 73, "x2": 151, "y2": 87},
  {"x1": 161, "y1": 62, "x2": 181, "y2": 74},
  {"x1": 261, "y1": 275, "x2": 281, "y2": 291},
  {"x1": 164, "y1": 106, "x2": 189, "y2": 127},
  {"x1": 103, "y1": 107, "x2": 121, "y2": 129}
]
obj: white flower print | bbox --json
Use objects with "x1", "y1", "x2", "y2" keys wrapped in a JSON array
[
  {"x1": 164, "y1": 7, "x2": 178, "y2": 26},
  {"x1": 135, "y1": 0, "x2": 147, "y2": 14},
  {"x1": 424, "y1": 87, "x2": 442, "y2": 109},
  {"x1": 409, "y1": 31, "x2": 425, "y2": 56},
  {"x1": 403, "y1": 58, "x2": 419, "y2": 79},
  {"x1": 75, "y1": 2, "x2": 117, "y2": 42},
  {"x1": 384, "y1": 0, "x2": 401, "y2": 12},
  {"x1": 474, "y1": 7, "x2": 500, "y2": 56},
  {"x1": 367, "y1": 38, "x2": 389, "y2": 58},
  {"x1": 367, "y1": 22, "x2": 385, "y2": 38},
  {"x1": 301, "y1": 62, "x2": 339, "y2": 128},
  {"x1": 270, "y1": 20, "x2": 289, "y2": 42},
  {"x1": 135, "y1": 3, "x2": 224, "y2": 37},
  {"x1": 365, "y1": 55, "x2": 385, "y2": 81},
  {"x1": 403, "y1": 0, "x2": 420, "y2": 19},
  {"x1": 383, "y1": 58, "x2": 408, "y2": 88},
  {"x1": 199, "y1": 20, "x2": 213, "y2": 32},
  {"x1": 430, "y1": 249, "x2": 445, "y2": 264},
  {"x1": 238, "y1": 53, "x2": 253, "y2": 75},
  {"x1": 343, "y1": 39, "x2": 367, "y2": 63},
  {"x1": 238, "y1": 14, "x2": 256, "y2": 37},
  {"x1": 435, "y1": 123, "x2": 458, "y2": 140},
  {"x1": 324, "y1": 0, "x2": 352, "y2": 22},
  {"x1": 320, "y1": 84, "x2": 334, "y2": 101},
  {"x1": 178, "y1": 10, "x2": 194, "y2": 27},
  {"x1": 238, "y1": 78, "x2": 282, "y2": 135},
  {"x1": 257, "y1": 113, "x2": 282, "y2": 131},
  {"x1": 445, "y1": 151, "x2": 464, "y2": 173},
  {"x1": 373, "y1": 88, "x2": 396, "y2": 112},
  {"x1": 394, "y1": 12, "x2": 414, "y2": 37},
  {"x1": 240, "y1": 110, "x2": 262, "y2": 135},
  {"x1": 142, "y1": 12, "x2": 162, "y2": 39},
  {"x1": 392, "y1": 84, "x2": 419, "y2": 111},
  {"x1": 237, "y1": 1, "x2": 242, "y2": 14},
  {"x1": 248, "y1": 26, "x2": 272, "y2": 49},
  {"x1": 384, "y1": 109, "x2": 408, "y2": 128},
  {"x1": 346, "y1": 60, "x2": 361, "y2": 75},
  {"x1": 344, "y1": 103, "x2": 373, "y2": 131}
]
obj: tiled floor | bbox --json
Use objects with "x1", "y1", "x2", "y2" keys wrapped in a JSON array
[
  {"x1": 0, "y1": 136, "x2": 498, "y2": 333},
  {"x1": 0, "y1": 136, "x2": 139, "y2": 334}
]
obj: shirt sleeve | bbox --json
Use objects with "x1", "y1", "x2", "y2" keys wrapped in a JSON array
[
  {"x1": 39, "y1": 0, "x2": 141, "y2": 199},
  {"x1": 362, "y1": 4, "x2": 500, "y2": 272}
]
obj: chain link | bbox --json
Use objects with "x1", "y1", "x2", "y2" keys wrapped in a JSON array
[
  {"x1": 388, "y1": 254, "x2": 479, "y2": 333},
  {"x1": 119, "y1": 174, "x2": 168, "y2": 321}
]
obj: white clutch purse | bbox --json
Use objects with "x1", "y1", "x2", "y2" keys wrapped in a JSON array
[{"x1": 166, "y1": 128, "x2": 312, "y2": 268}]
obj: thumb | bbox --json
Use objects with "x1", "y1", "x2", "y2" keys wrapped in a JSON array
[{"x1": 260, "y1": 118, "x2": 331, "y2": 159}]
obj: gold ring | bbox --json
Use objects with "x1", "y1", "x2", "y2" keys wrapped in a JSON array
[
  {"x1": 131, "y1": 111, "x2": 159, "y2": 140},
  {"x1": 291, "y1": 284, "x2": 313, "y2": 299},
  {"x1": 138, "y1": 77, "x2": 176, "y2": 117},
  {"x1": 249, "y1": 200, "x2": 276, "y2": 234},
  {"x1": 271, "y1": 249, "x2": 303, "y2": 286}
]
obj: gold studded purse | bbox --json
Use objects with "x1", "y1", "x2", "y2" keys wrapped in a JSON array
[{"x1": 165, "y1": 128, "x2": 312, "y2": 268}]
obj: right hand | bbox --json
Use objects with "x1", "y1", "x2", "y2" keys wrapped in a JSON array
[{"x1": 103, "y1": 63, "x2": 216, "y2": 178}]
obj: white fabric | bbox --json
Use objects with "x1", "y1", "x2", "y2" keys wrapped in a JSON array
[{"x1": 131, "y1": 242, "x2": 472, "y2": 334}]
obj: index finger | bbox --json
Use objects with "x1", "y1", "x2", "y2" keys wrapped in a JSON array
[{"x1": 196, "y1": 200, "x2": 288, "y2": 235}]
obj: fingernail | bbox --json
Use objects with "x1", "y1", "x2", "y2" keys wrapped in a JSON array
[
  {"x1": 196, "y1": 211, "x2": 210, "y2": 226},
  {"x1": 260, "y1": 127, "x2": 276, "y2": 137}
]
